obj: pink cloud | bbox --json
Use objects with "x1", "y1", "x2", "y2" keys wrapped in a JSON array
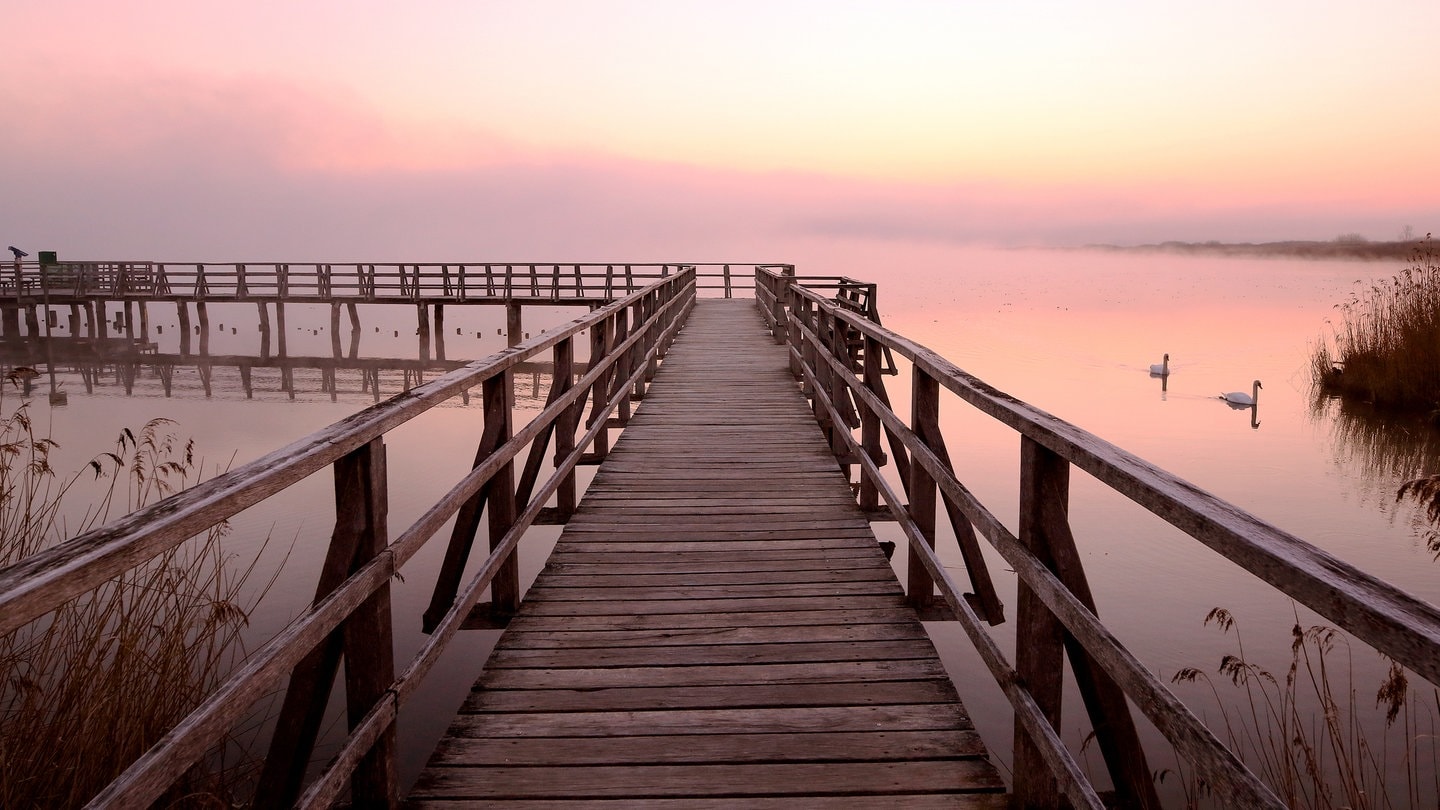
[{"x1": 3, "y1": 65, "x2": 1437, "y2": 261}]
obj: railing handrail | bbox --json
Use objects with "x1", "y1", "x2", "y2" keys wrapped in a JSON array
[
  {"x1": 758, "y1": 266, "x2": 1440, "y2": 808},
  {"x1": 0, "y1": 269, "x2": 697, "y2": 808},
  {"x1": 0, "y1": 273, "x2": 692, "y2": 634},
  {"x1": 0, "y1": 261, "x2": 769, "y2": 299},
  {"x1": 781, "y1": 275, "x2": 1440, "y2": 684}
]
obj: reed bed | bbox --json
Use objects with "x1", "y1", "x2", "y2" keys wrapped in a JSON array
[
  {"x1": 0, "y1": 404, "x2": 267, "y2": 808},
  {"x1": 1313, "y1": 237, "x2": 1440, "y2": 414},
  {"x1": 1167, "y1": 607, "x2": 1439, "y2": 809}
]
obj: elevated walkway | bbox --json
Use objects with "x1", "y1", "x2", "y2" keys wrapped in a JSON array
[{"x1": 409, "y1": 299, "x2": 1005, "y2": 806}]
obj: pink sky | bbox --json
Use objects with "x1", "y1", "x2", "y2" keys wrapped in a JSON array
[{"x1": 4, "y1": 1, "x2": 1438, "y2": 260}]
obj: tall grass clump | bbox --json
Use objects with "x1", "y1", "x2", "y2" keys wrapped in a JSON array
[
  {"x1": 0, "y1": 405, "x2": 267, "y2": 808},
  {"x1": 1166, "y1": 607, "x2": 1439, "y2": 809},
  {"x1": 1313, "y1": 236, "x2": 1440, "y2": 414}
]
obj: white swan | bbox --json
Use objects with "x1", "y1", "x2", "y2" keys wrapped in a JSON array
[
  {"x1": 1221, "y1": 380, "x2": 1262, "y2": 406},
  {"x1": 1149, "y1": 354, "x2": 1169, "y2": 376}
]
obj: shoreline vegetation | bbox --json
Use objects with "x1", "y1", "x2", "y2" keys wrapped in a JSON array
[
  {"x1": 1085, "y1": 237, "x2": 1419, "y2": 261},
  {"x1": 0, "y1": 408, "x2": 267, "y2": 808},
  {"x1": 1310, "y1": 238, "x2": 1440, "y2": 414}
]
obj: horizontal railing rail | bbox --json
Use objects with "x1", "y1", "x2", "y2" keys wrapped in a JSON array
[
  {"x1": 758, "y1": 266, "x2": 1440, "y2": 809},
  {"x1": 0, "y1": 269, "x2": 697, "y2": 808},
  {"x1": 0, "y1": 261, "x2": 757, "y2": 302}
]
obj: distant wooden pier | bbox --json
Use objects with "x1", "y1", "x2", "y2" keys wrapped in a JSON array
[{"x1": 2, "y1": 264, "x2": 1439, "y2": 808}]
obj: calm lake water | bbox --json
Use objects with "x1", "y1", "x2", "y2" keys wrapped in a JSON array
[{"x1": 15, "y1": 244, "x2": 1439, "y2": 800}]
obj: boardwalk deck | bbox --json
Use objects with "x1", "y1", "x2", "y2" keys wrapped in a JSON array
[{"x1": 408, "y1": 298, "x2": 1006, "y2": 807}]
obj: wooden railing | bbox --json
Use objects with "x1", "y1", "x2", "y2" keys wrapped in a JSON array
[
  {"x1": 0, "y1": 269, "x2": 696, "y2": 808},
  {"x1": 0, "y1": 261, "x2": 747, "y2": 302},
  {"x1": 757, "y1": 267, "x2": 1440, "y2": 810}
]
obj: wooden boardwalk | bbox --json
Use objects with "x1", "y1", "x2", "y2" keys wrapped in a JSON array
[{"x1": 409, "y1": 298, "x2": 1006, "y2": 807}]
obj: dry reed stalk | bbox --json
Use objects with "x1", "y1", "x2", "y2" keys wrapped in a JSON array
[
  {"x1": 0, "y1": 406, "x2": 269, "y2": 808},
  {"x1": 1168, "y1": 607, "x2": 1438, "y2": 809}
]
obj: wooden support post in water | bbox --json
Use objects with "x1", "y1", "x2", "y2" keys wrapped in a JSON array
[
  {"x1": 330, "y1": 303, "x2": 342, "y2": 358},
  {"x1": 124, "y1": 301, "x2": 136, "y2": 340},
  {"x1": 275, "y1": 301, "x2": 287, "y2": 358},
  {"x1": 257, "y1": 302, "x2": 271, "y2": 360},
  {"x1": 434, "y1": 303, "x2": 446, "y2": 361},
  {"x1": 196, "y1": 302, "x2": 209, "y2": 355},
  {"x1": 417, "y1": 303, "x2": 431, "y2": 362},
  {"x1": 255, "y1": 438, "x2": 397, "y2": 808},
  {"x1": 506, "y1": 301, "x2": 522, "y2": 348},
  {"x1": 137, "y1": 301, "x2": 150, "y2": 341},
  {"x1": 347, "y1": 303, "x2": 362, "y2": 359},
  {"x1": 177, "y1": 302, "x2": 191, "y2": 355},
  {"x1": 24, "y1": 305, "x2": 39, "y2": 338},
  {"x1": 67, "y1": 304, "x2": 80, "y2": 336}
]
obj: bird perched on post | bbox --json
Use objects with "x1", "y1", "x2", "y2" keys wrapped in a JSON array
[{"x1": 7, "y1": 246, "x2": 27, "y2": 259}]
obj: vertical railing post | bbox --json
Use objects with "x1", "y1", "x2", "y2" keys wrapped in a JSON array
[
  {"x1": 554, "y1": 337, "x2": 580, "y2": 519},
  {"x1": 586, "y1": 316, "x2": 613, "y2": 461},
  {"x1": 632, "y1": 297, "x2": 652, "y2": 398},
  {"x1": 255, "y1": 437, "x2": 395, "y2": 808},
  {"x1": 1014, "y1": 437, "x2": 1160, "y2": 809},
  {"x1": 770, "y1": 271, "x2": 787, "y2": 344},
  {"x1": 643, "y1": 292, "x2": 661, "y2": 382},
  {"x1": 610, "y1": 306, "x2": 633, "y2": 425},
  {"x1": 340, "y1": 438, "x2": 397, "y2": 808},
  {"x1": 485, "y1": 372, "x2": 520, "y2": 614},
  {"x1": 786, "y1": 278, "x2": 804, "y2": 379},
  {"x1": 723, "y1": 264, "x2": 732, "y2": 298},
  {"x1": 858, "y1": 334, "x2": 886, "y2": 513},
  {"x1": 1013, "y1": 436, "x2": 1068, "y2": 809},
  {"x1": 795, "y1": 295, "x2": 814, "y2": 393},
  {"x1": 906, "y1": 368, "x2": 939, "y2": 612}
]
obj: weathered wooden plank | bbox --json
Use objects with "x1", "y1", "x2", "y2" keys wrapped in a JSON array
[
  {"x1": 537, "y1": 567, "x2": 898, "y2": 586},
  {"x1": 408, "y1": 795, "x2": 1009, "y2": 810},
  {"x1": 446, "y1": 703, "x2": 971, "y2": 738},
  {"x1": 498, "y1": 623, "x2": 927, "y2": 650},
  {"x1": 517, "y1": 595, "x2": 909, "y2": 614},
  {"x1": 546, "y1": 547, "x2": 879, "y2": 564},
  {"x1": 476, "y1": 658, "x2": 951, "y2": 691},
  {"x1": 463, "y1": 679, "x2": 956, "y2": 712},
  {"x1": 486, "y1": 638, "x2": 940, "y2": 668},
  {"x1": 502, "y1": 606, "x2": 922, "y2": 631},
  {"x1": 428, "y1": 728, "x2": 984, "y2": 767},
  {"x1": 409, "y1": 761, "x2": 1005, "y2": 799}
]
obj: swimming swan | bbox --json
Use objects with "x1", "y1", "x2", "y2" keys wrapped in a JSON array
[
  {"x1": 1221, "y1": 380, "x2": 1262, "y2": 406},
  {"x1": 1149, "y1": 354, "x2": 1170, "y2": 376}
]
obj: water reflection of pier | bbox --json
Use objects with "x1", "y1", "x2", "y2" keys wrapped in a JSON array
[{"x1": 0, "y1": 337, "x2": 569, "y2": 404}]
